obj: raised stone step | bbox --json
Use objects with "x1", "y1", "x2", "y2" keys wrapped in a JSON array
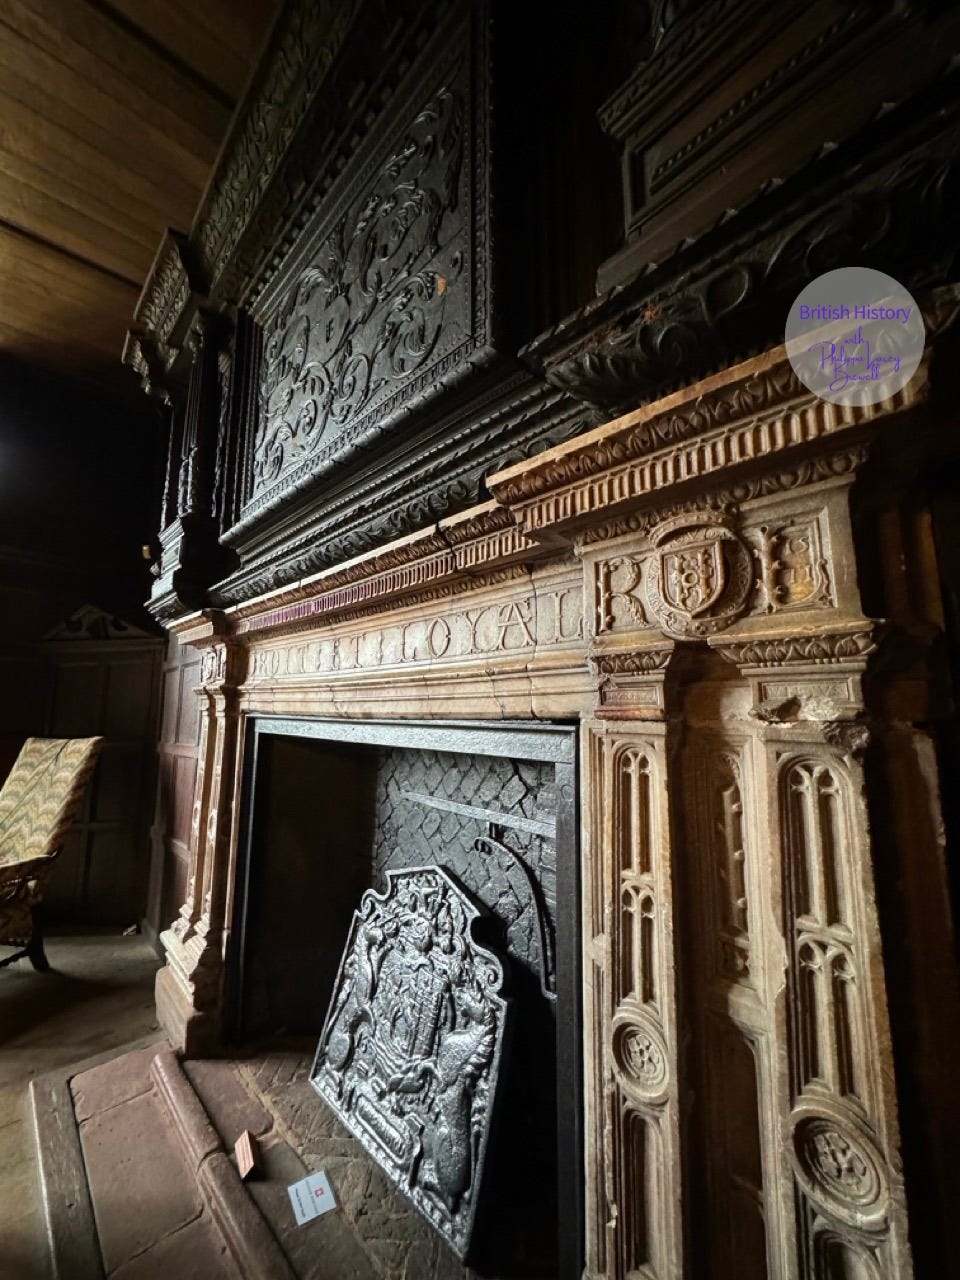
[{"x1": 31, "y1": 1039, "x2": 464, "y2": 1280}]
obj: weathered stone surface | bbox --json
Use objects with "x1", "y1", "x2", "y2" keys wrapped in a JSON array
[
  {"x1": 151, "y1": 1048, "x2": 220, "y2": 1172},
  {"x1": 71, "y1": 1043, "x2": 163, "y2": 1122},
  {"x1": 109, "y1": 1213, "x2": 233, "y2": 1280},
  {"x1": 182, "y1": 1059, "x2": 272, "y2": 1151},
  {"x1": 79, "y1": 1090, "x2": 203, "y2": 1272}
]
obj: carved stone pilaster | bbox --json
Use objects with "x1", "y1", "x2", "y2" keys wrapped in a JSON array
[
  {"x1": 681, "y1": 657, "x2": 913, "y2": 1278},
  {"x1": 583, "y1": 639, "x2": 685, "y2": 1279},
  {"x1": 157, "y1": 616, "x2": 246, "y2": 1053}
]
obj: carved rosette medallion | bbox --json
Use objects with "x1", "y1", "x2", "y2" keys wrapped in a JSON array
[
  {"x1": 791, "y1": 1111, "x2": 889, "y2": 1227},
  {"x1": 311, "y1": 866, "x2": 509, "y2": 1259},
  {"x1": 645, "y1": 513, "x2": 753, "y2": 639},
  {"x1": 611, "y1": 1008, "x2": 670, "y2": 1103}
]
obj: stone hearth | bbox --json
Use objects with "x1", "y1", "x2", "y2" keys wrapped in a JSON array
[
  {"x1": 35, "y1": 1037, "x2": 478, "y2": 1280},
  {"x1": 225, "y1": 717, "x2": 577, "y2": 1275}
]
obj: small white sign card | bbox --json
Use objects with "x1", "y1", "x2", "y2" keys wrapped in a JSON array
[{"x1": 287, "y1": 1170, "x2": 337, "y2": 1226}]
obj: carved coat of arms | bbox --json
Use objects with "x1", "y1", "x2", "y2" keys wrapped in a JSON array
[
  {"x1": 645, "y1": 512, "x2": 754, "y2": 638},
  {"x1": 310, "y1": 866, "x2": 509, "y2": 1259}
]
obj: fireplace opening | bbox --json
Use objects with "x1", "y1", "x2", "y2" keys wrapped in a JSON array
[{"x1": 228, "y1": 718, "x2": 581, "y2": 1279}]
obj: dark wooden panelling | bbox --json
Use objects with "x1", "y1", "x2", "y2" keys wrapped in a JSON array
[{"x1": 44, "y1": 641, "x2": 163, "y2": 924}]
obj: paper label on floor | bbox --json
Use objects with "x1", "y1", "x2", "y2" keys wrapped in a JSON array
[{"x1": 287, "y1": 1170, "x2": 337, "y2": 1226}]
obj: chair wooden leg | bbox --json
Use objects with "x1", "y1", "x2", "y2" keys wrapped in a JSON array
[{"x1": 26, "y1": 910, "x2": 50, "y2": 972}]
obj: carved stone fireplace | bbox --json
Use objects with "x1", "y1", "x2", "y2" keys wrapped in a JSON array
[
  {"x1": 148, "y1": 326, "x2": 958, "y2": 1278},
  {"x1": 125, "y1": 1, "x2": 960, "y2": 1274}
]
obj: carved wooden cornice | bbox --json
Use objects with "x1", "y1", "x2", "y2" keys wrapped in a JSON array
[
  {"x1": 497, "y1": 281, "x2": 959, "y2": 553},
  {"x1": 598, "y1": 0, "x2": 793, "y2": 139},
  {"x1": 123, "y1": 231, "x2": 204, "y2": 399},
  {"x1": 487, "y1": 345, "x2": 931, "y2": 540},
  {"x1": 193, "y1": 0, "x2": 362, "y2": 291},
  {"x1": 525, "y1": 100, "x2": 960, "y2": 408},
  {"x1": 212, "y1": 380, "x2": 586, "y2": 609},
  {"x1": 137, "y1": 233, "x2": 197, "y2": 353}
]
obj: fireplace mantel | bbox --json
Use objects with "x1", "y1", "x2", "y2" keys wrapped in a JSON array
[{"x1": 153, "y1": 313, "x2": 960, "y2": 1277}]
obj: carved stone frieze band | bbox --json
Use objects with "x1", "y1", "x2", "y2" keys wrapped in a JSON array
[{"x1": 487, "y1": 346, "x2": 930, "y2": 539}]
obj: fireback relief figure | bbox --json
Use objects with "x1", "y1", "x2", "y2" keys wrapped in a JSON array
[{"x1": 311, "y1": 866, "x2": 509, "y2": 1259}]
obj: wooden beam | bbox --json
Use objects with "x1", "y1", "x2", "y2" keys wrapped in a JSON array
[
  {"x1": 0, "y1": 166, "x2": 156, "y2": 280},
  {"x1": 0, "y1": 3, "x2": 227, "y2": 158},
  {"x1": 0, "y1": 30, "x2": 215, "y2": 193}
]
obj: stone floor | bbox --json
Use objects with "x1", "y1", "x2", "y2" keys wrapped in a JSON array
[
  {"x1": 188, "y1": 1049, "x2": 464, "y2": 1280},
  {"x1": 0, "y1": 932, "x2": 160, "y2": 1280},
  {"x1": 70, "y1": 1043, "x2": 237, "y2": 1279}
]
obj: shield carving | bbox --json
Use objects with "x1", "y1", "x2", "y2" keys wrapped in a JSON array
[
  {"x1": 646, "y1": 514, "x2": 753, "y2": 638},
  {"x1": 660, "y1": 533, "x2": 727, "y2": 617}
]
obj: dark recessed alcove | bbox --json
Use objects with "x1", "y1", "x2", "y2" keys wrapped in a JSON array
[{"x1": 227, "y1": 718, "x2": 581, "y2": 1280}]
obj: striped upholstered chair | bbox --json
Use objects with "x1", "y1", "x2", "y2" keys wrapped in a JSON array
[{"x1": 0, "y1": 737, "x2": 103, "y2": 971}]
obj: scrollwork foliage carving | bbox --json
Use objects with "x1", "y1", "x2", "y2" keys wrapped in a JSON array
[
  {"x1": 252, "y1": 83, "x2": 467, "y2": 502},
  {"x1": 525, "y1": 120, "x2": 960, "y2": 412}
]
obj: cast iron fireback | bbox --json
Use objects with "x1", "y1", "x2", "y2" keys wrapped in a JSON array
[{"x1": 310, "y1": 865, "x2": 510, "y2": 1259}]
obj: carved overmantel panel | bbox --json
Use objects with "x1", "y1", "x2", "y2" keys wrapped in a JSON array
[
  {"x1": 245, "y1": 67, "x2": 473, "y2": 518},
  {"x1": 200, "y1": 0, "x2": 604, "y2": 607},
  {"x1": 149, "y1": 309, "x2": 960, "y2": 1276},
  {"x1": 124, "y1": 0, "x2": 960, "y2": 632}
]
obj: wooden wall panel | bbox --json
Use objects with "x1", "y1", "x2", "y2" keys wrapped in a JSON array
[{"x1": 44, "y1": 642, "x2": 162, "y2": 924}]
